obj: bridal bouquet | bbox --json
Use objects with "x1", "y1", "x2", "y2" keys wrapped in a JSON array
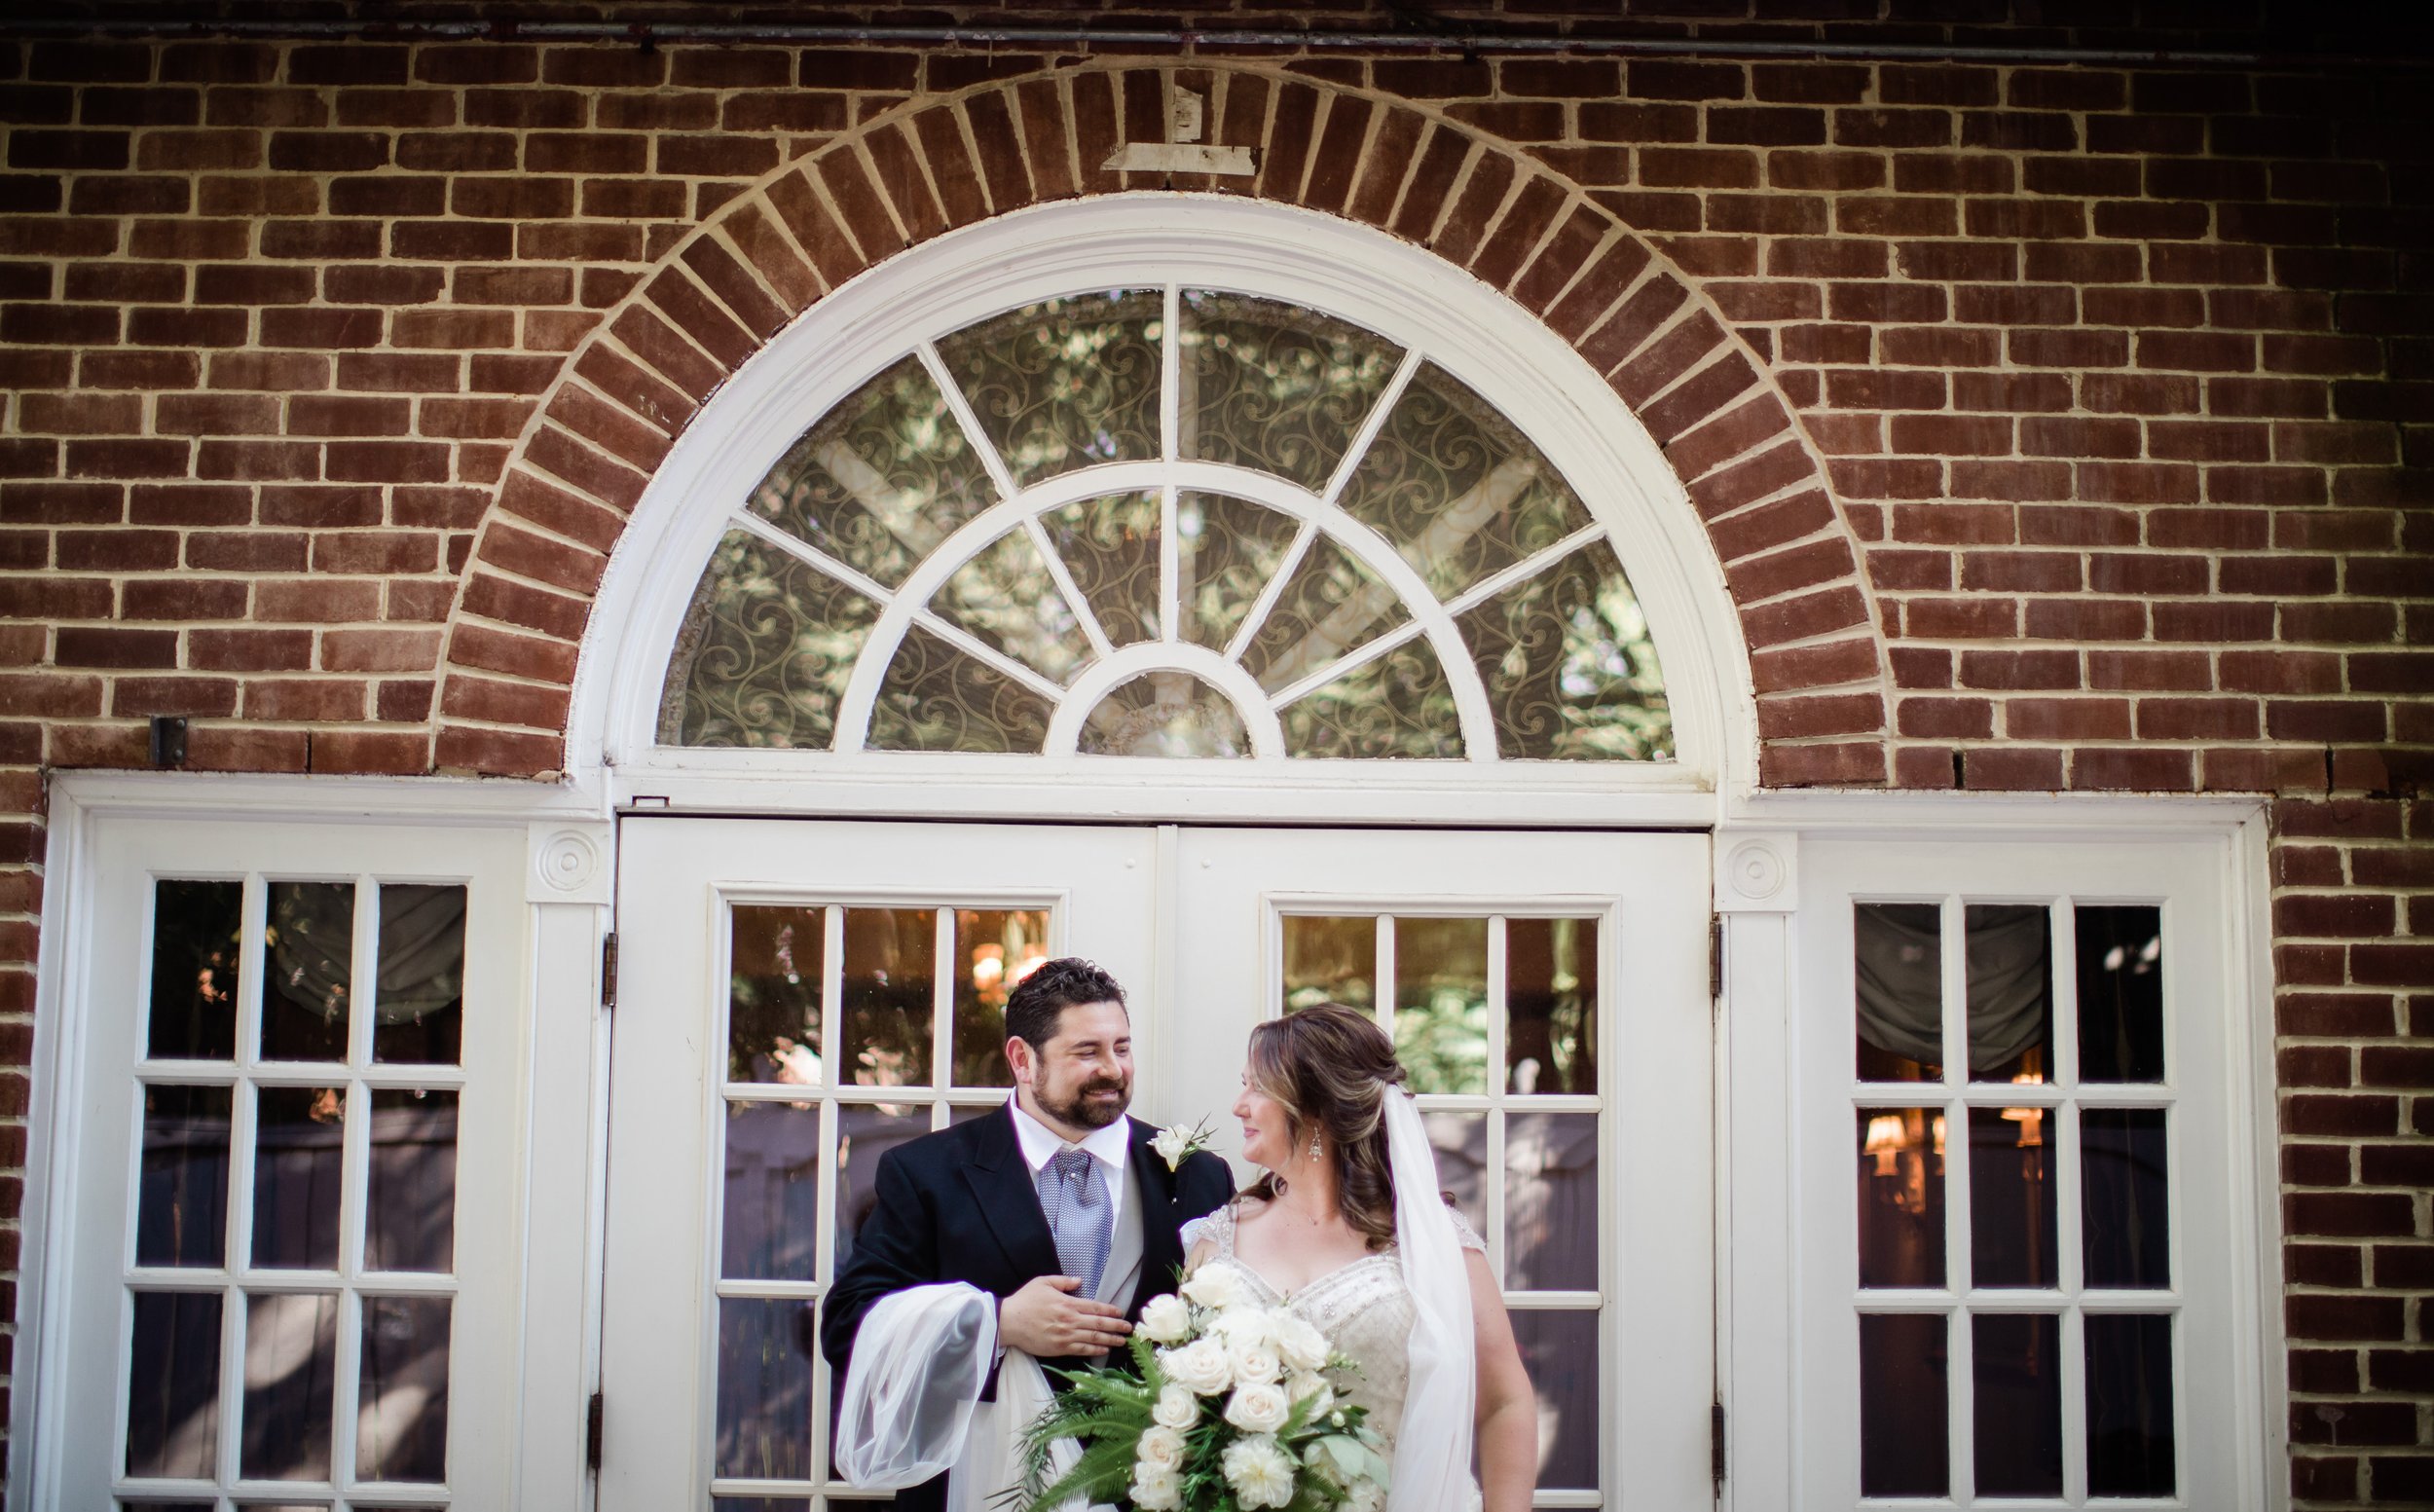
[{"x1": 1012, "y1": 1264, "x2": 1390, "y2": 1512}]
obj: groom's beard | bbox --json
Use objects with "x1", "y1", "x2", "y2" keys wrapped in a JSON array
[{"x1": 1037, "y1": 1069, "x2": 1131, "y2": 1130}]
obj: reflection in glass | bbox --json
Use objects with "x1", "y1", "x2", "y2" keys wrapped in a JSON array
[
  {"x1": 241, "y1": 1290, "x2": 339, "y2": 1480},
  {"x1": 1508, "y1": 1309, "x2": 1597, "y2": 1489},
  {"x1": 1973, "y1": 1311, "x2": 2062, "y2": 1496},
  {"x1": 1966, "y1": 904, "x2": 2050, "y2": 1083},
  {"x1": 1507, "y1": 918, "x2": 1596, "y2": 1094},
  {"x1": 867, "y1": 624, "x2": 1054, "y2": 754},
  {"x1": 366, "y1": 1088, "x2": 458, "y2": 1274},
  {"x1": 2083, "y1": 1108, "x2": 2170, "y2": 1289},
  {"x1": 1179, "y1": 291, "x2": 1402, "y2": 491},
  {"x1": 664, "y1": 531, "x2": 883, "y2": 750},
  {"x1": 252, "y1": 1086, "x2": 345, "y2": 1271},
  {"x1": 939, "y1": 292, "x2": 1163, "y2": 484},
  {"x1": 1283, "y1": 916, "x2": 1375, "y2": 1014},
  {"x1": 2079, "y1": 904, "x2": 2165, "y2": 1083},
  {"x1": 2086, "y1": 1312, "x2": 2176, "y2": 1494},
  {"x1": 929, "y1": 528, "x2": 1092, "y2": 685},
  {"x1": 1857, "y1": 1107, "x2": 1945, "y2": 1289},
  {"x1": 1855, "y1": 903, "x2": 1943, "y2": 1082},
  {"x1": 723, "y1": 1101, "x2": 823, "y2": 1282},
  {"x1": 1393, "y1": 917, "x2": 1489, "y2": 1095},
  {"x1": 127, "y1": 1290, "x2": 223, "y2": 1478},
  {"x1": 138, "y1": 1084, "x2": 231, "y2": 1268},
  {"x1": 842, "y1": 908, "x2": 935, "y2": 1088},
  {"x1": 1970, "y1": 1105, "x2": 2055, "y2": 1289},
  {"x1": 374, "y1": 884, "x2": 466, "y2": 1066},
  {"x1": 1079, "y1": 674, "x2": 1251, "y2": 758},
  {"x1": 836, "y1": 1103, "x2": 930, "y2": 1273},
  {"x1": 260, "y1": 882, "x2": 353, "y2": 1062},
  {"x1": 953, "y1": 909, "x2": 1049, "y2": 1087},
  {"x1": 1421, "y1": 1112, "x2": 1488, "y2": 1237},
  {"x1": 1454, "y1": 538, "x2": 1670, "y2": 761},
  {"x1": 730, "y1": 905, "x2": 826, "y2": 1087},
  {"x1": 1505, "y1": 1112, "x2": 1597, "y2": 1291},
  {"x1": 1859, "y1": 1312, "x2": 1947, "y2": 1495},
  {"x1": 1278, "y1": 638, "x2": 1463, "y2": 760},
  {"x1": 1045, "y1": 493, "x2": 1161, "y2": 645},
  {"x1": 746, "y1": 354, "x2": 995, "y2": 590},
  {"x1": 1177, "y1": 493, "x2": 1301, "y2": 653},
  {"x1": 149, "y1": 879, "x2": 243, "y2": 1061},
  {"x1": 715, "y1": 1297, "x2": 817, "y2": 1481},
  {"x1": 358, "y1": 1295, "x2": 451, "y2": 1483},
  {"x1": 1237, "y1": 535, "x2": 1409, "y2": 696}
]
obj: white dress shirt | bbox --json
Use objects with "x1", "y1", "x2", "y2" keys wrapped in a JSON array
[{"x1": 1008, "y1": 1093, "x2": 1130, "y2": 1229}]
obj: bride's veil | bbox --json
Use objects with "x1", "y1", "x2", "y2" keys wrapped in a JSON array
[{"x1": 1383, "y1": 1088, "x2": 1477, "y2": 1511}]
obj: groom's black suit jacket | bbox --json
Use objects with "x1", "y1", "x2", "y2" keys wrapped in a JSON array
[{"x1": 821, "y1": 1102, "x2": 1234, "y2": 1512}]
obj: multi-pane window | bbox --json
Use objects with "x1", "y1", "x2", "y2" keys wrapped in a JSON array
[
  {"x1": 1852, "y1": 897, "x2": 2176, "y2": 1503},
  {"x1": 124, "y1": 875, "x2": 465, "y2": 1511},
  {"x1": 710, "y1": 900, "x2": 1051, "y2": 1508},
  {"x1": 1281, "y1": 911, "x2": 1605, "y2": 1504}
]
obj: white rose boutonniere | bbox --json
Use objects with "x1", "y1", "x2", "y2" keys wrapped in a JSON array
[{"x1": 1151, "y1": 1115, "x2": 1217, "y2": 1170}]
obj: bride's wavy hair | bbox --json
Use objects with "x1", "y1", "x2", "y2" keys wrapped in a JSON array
[{"x1": 1241, "y1": 1002, "x2": 1405, "y2": 1250}]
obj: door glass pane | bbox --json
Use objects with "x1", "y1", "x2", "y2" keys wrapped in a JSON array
[
  {"x1": 365, "y1": 1088, "x2": 458, "y2": 1274},
  {"x1": 1043, "y1": 492, "x2": 1162, "y2": 646},
  {"x1": 1393, "y1": 917, "x2": 1489, "y2": 1094},
  {"x1": 1452, "y1": 538, "x2": 1671, "y2": 761},
  {"x1": 928, "y1": 528, "x2": 1093, "y2": 686},
  {"x1": 1855, "y1": 902, "x2": 1941, "y2": 1082},
  {"x1": 357, "y1": 1295, "x2": 451, "y2": 1483},
  {"x1": 150, "y1": 879, "x2": 244, "y2": 1061},
  {"x1": 1283, "y1": 915, "x2": 1375, "y2": 1014},
  {"x1": 1078, "y1": 673, "x2": 1252, "y2": 758},
  {"x1": 952, "y1": 908, "x2": 1048, "y2": 1087},
  {"x1": 1966, "y1": 904, "x2": 2050, "y2": 1083},
  {"x1": 867, "y1": 623, "x2": 1054, "y2": 755},
  {"x1": 1177, "y1": 492, "x2": 1300, "y2": 653},
  {"x1": 1858, "y1": 1107, "x2": 1945, "y2": 1289},
  {"x1": 715, "y1": 1297, "x2": 817, "y2": 1481},
  {"x1": 2086, "y1": 1312, "x2": 2176, "y2": 1494},
  {"x1": 936, "y1": 290, "x2": 1163, "y2": 485},
  {"x1": 835, "y1": 1102, "x2": 928, "y2": 1272},
  {"x1": 251, "y1": 1087, "x2": 345, "y2": 1272},
  {"x1": 138, "y1": 1084, "x2": 232, "y2": 1268},
  {"x1": 841, "y1": 908, "x2": 936, "y2": 1088},
  {"x1": 1858, "y1": 1312, "x2": 1947, "y2": 1495},
  {"x1": 1969, "y1": 1105, "x2": 2056, "y2": 1289},
  {"x1": 2082, "y1": 1108, "x2": 2170, "y2": 1289},
  {"x1": 722, "y1": 1101, "x2": 823, "y2": 1282},
  {"x1": 1276, "y1": 637, "x2": 1463, "y2": 760},
  {"x1": 240, "y1": 1290, "x2": 339, "y2": 1480},
  {"x1": 1179, "y1": 289, "x2": 1403, "y2": 492},
  {"x1": 260, "y1": 882, "x2": 353, "y2": 1063},
  {"x1": 1236, "y1": 535, "x2": 1409, "y2": 696},
  {"x1": 1505, "y1": 1112, "x2": 1597, "y2": 1291},
  {"x1": 372, "y1": 884, "x2": 465, "y2": 1066},
  {"x1": 1507, "y1": 917, "x2": 1596, "y2": 1094},
  {"x1": 126, "y1": 1289, "x2": 223, "y2": 1478},
  {"x1": 1973, "y1": 1311, "x2": 2063, "y2": 1496},
  {"x1": 730, "y1": 904, "x2": 826, "y2": 1087},
  {"x1": 665, "y1": 531, "x2": 884, "y2": 751},
  {"x1": 2078, "y1": 904, "x2": 2164, "y2": 1083},
  {"x1": 1421, "y1": 1111, "x2": 1488, "y2": 1236},
  {"x1": 1508, "y1": 1309, "x2": 1598, "y2": 1489}
]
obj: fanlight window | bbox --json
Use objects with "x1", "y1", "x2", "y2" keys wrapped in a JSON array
[{"x1": 662, "y1": 289, "x2": 1672, "y2": 761}]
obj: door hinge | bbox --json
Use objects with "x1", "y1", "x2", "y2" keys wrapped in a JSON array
[
  {"x1": 1711, "y1": 1398, "x2": 1726, "y2": 1487},
  {"x1": 601, "y1": 931, "x2": 618, "y2": 1010},
  {"x1": 1708, "y1": 914, "x2": 1724, "y2": 1001},
  {"x1": 586, "y1": 1389, "x2": 605, "y2": 1472}
]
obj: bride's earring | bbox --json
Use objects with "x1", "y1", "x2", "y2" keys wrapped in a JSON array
[{"x1": 1308, "y1": 1130, "x2": 1322, "y2": 1164}]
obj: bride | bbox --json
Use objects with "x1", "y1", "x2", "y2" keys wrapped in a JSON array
[{"x1": 1182, "y1": 1003, "x2": 1538, "y2": 1512}]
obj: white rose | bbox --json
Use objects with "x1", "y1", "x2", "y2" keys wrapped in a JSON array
[
  {"x1": 1273, "y1": 1315, "x2": 1330, "y2": 1374},
  {"x1": 1181, "y1": 1265, "x2": 1250, "y2": 1311},
  {"x1": 1152, "y1": 1125, "x2": 1191, "y2": 1169},
  {"x1": 1160, "y1": 1336, "x2": 1233, "y2": 1396},
  {"x1": 1346, "y1": 1478, "x2": 1386, "y2": 1512},
  {"x1": 1285, "y1": 1371, "x2": 1333, "y2": 1416},
  {"x1": 1137, "y1": 1293, "x2": 1194, "y2": 1344},
  {"x1": 1222, "y1": 1380, "x2": 1292, "y2": 1435},
  {"x1": 1153, "y1": 1383, "x2": 1199, "y2": 1429},
  {"x1": 1136, "y1": 1425, "x2": 1189, "y2": 1474},
  {"x1": 1130, "y1": 1463, "x2": 1183, "y2": 1511},
  {"x1": 1221, "y1": 1433, "x2": 1299, "y2": 1509},
  {"x1": 1228, "y1": 1339, "x2": 1284, "y2": 1385},
  {"x1": 1210, "y1": 1306, "x2": 1275, "y2": 1346}
]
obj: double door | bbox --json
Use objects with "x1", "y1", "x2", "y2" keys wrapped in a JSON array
[{"x1": 599, "y1": 820, "x2": 1712, "y2": 1510}]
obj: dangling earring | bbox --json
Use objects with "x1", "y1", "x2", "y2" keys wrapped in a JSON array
[{"x1": 1308, "y1": 1130, "x2": 1323, "y2": 1164}]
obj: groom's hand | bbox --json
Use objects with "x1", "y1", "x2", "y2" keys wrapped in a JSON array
[{"x1": 998, "y1": 1274, "x2": 1132, "y2": 1357}]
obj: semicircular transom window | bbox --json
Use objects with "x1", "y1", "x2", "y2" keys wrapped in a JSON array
[{"x1": 661, "y1": 288, "x2": 1672, "y2": 762}]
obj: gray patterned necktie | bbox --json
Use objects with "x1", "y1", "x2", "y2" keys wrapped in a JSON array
[{"x1": 1037, "y1": 1146, "x2": 1112, "y2": 1301}]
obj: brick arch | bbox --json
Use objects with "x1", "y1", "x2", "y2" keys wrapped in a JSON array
[{"x1": 434, "y1": 60, "x2": 1890, "y2": 785}]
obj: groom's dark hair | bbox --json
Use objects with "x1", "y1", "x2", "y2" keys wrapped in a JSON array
[{"x1": 1005, "y1": 956, "x2": 1128, "y2": 1051}]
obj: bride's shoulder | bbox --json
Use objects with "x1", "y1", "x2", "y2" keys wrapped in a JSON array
[
  {"x1": 1444, "y1": 1200, "x2": 1488, "y2": 1254},
  {"x1": 1179, "y1": 1199, "x2": 1242, "y2": 1258}
]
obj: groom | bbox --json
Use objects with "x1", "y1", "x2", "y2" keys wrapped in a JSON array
[{"x1": 822, "y1": 957, "x2": 1235, "y2": 1511}]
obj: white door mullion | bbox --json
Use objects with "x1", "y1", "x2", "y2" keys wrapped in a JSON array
[
  {"x1": 1024, "y1": 512, "x2": 1117, "y2": 663},
  {"x1": 932, "y1": 906, "x2": 956, "y2": 1125},
  {"x1": 1485, "y1": 915, "x2": 1509, "y2": 1285},
  {"x1": 2060, "y1": 1300, "x2": 2088, "y2": 1505},
  {"x1": 1222, "y1": 519, "x2": 1316, "y2": 667},
  {"x1": 1317, "y1": 347, "x2": 1421, "y2": 507},
  {"x1": 916, "y1": 341, "x2": 1018, "y2": 502}
]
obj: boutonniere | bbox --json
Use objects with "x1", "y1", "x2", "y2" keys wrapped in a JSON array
[{"x1": 1150, "y1": 1115, "x2": 1217, "y2": 1170}]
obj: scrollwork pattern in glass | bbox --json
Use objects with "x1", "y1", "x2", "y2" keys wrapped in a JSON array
[
  {"x1": 1044, "y1": 493, "x2": 1162, "y2": 646},
  {"x1": 1455, "y1": 538, "x2": 1673, "y2": 760},
  {"x1": 661, "y1": 530, "x2": 881, "y2": 749},
  {"x1": 1279, "y1": 637, "x2": 1465, "y2": 760},
  {"x1": 928, "y1": 528, "x2": 1092, "y2": 684},
  {"x1": 1338, "y1": 362, "x2": 1592, "y2": 600},
  {"x1": 1236, "y1": 534, "x2": 1410, "y2": 695},
  {"x1": 1179, "y1": 290, "x2": 1403, "y2": 492},
  {"x1": 937, "y1": 292, "x2": 1163, "y2": 485},
  {"x1": 1077, "y1": 672, "x2": 1252, "y2": 758},
  {"x1": 745, "y1": 356, "x2": 996, "y2": 590},
  {"x1": 867, "y1": 625, "x2": 1053, "y2": 754},
  {"x1": 1177, "y1": 492, "x2": 1301, "y2": 653}
]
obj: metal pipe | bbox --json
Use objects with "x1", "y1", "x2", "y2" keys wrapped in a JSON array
[{"x1": 0, "y1": 16, "x2": 2413, "y2": 70}]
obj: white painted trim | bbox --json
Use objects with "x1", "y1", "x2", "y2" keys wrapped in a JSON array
[
  {"x1": 2232, "y1": 808, "x2": 2292, "y2": 1512},
  {"x1": 1040, "y1": 642, "x2": 1285, "y2": 758}
]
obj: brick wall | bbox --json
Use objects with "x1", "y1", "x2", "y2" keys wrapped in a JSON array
[{"x1": 0, "y1": 6, "x2": 2428, "y2": 1498}]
